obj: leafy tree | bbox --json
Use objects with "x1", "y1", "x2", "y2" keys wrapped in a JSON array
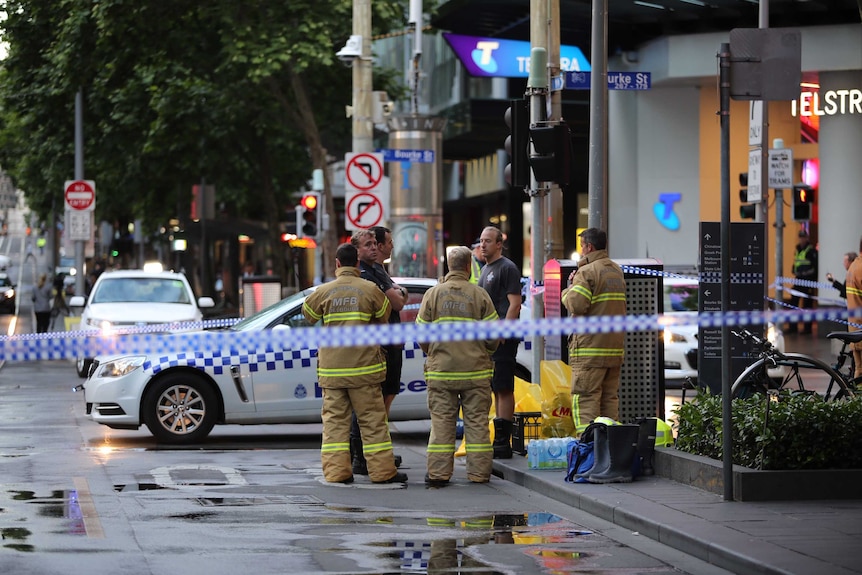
[{"x1": 0, "y1": 0, "x2": 406, "y2": 282}]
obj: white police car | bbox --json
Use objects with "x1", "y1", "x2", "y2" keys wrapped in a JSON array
[
  {"x1": 663, "y1": 276, "x2": 785, "y2": 384},
  {"x1": 81, "y1": 277, "x2": 533, "y2": 444}
]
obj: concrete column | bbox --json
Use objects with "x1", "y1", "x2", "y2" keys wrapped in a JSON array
[{"x1": 817, "y1": 71, "x2": 862, "y2": 287}]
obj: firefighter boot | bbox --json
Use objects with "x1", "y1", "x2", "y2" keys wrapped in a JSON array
[
  {"x1": 350, "y1": 436, "x2": 368, "y2": 476},
  {"x1": 636, "y1": 418, "x2": 657, "y2": 476},
  {"x1": 588, "y1": 424, "x2": 639, "y2": 484},
  {"x1": 493, "y1": 418, "x2": 513, "y2": 459},
  {"x1": 580, "y1": 423, "x2": 609, "y2": 480}
]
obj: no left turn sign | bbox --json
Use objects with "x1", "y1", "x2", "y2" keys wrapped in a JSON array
[{"x1": 345, "y1": 152, "x2": 384, "y2": 192}]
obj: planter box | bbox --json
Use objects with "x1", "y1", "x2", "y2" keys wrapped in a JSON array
[{"x1": 654, "y1": 447, "x2": 862, "y2": 501}]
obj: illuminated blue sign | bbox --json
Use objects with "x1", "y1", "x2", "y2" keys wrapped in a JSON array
[
  {"x1": 443, "y1": 33, "x2": 590, "y2": 78},
  {"x1": 654, "y1": 193, "x2": 682, "y2": 231}
]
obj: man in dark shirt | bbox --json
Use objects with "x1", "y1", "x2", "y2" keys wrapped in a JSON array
[
  {"x1": 349, "y1": 228, "x2": 408, "y2": 473},
  {"x1": 478, "y1": 226, "x2": 522, "y2": 459}
]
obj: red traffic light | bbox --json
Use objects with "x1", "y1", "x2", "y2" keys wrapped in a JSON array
[{"x1": 300, "y1": 194, "x2": 318, "y2": 210}]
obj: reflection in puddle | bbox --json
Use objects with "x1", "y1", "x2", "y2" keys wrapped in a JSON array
[
  {"x1": 1, "y1": 527, "x2": 33, "y2": 552},
  {"x1": 371, "y1": 513, "x2": 594, "y2": 573},
  {"x1": 114, "y1": 483, "x2": 172, "y2": 492},
  {"x1": 3, "y1": 489, "x2": 87, "y2": 544}
]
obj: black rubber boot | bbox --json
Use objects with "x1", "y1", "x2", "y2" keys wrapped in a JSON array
[
  {"x1": 588, "y1": 424, "x2": 640, "y2": 484},
  {"x1": 350, "y1": 437, "x2": 368, "y2": 476},
  {"x1": 637, "y1": 418, "x2": 657, "y2": 476},
  {"x1": 579, "y1": 423, "x2": 609, "y2": 480},
  {"x1": 492, "y1": 418, "x2": 513, "y2": 459}
]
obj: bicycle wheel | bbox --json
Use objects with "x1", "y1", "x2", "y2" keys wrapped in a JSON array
[{"x1": 732, "y1": 353, "x2": 854, "y2": 401}]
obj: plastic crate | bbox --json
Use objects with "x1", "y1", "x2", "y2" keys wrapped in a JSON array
[{"x1": 512, "y1": 412, "x2": 542, "y2": 455}]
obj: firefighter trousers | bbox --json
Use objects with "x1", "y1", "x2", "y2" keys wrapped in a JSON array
[
  {"x1": 427, "y1": 381, "x2": 493, "y2": 482},
  {"x1": 321, "y1": 385, "x2": 397, "y2": 483},
  {"x1": 571, "y1": 366, "x2": 621, "y2": 434}
]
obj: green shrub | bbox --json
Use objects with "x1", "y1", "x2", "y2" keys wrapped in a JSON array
[{"x1": 673, "y1": 392, "x2": 862, "y2": 470}]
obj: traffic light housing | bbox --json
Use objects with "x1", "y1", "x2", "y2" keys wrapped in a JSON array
[
  {"x1": 792, "y1": 184, "x2": 814, "y2": 222},
  {"x1": 504, "y1": 99, "x2": 529, "y2": 189},
  {"x1": 297, "y1": 192, "x2": 320, "y2": 238},
  {"x1": 739, "y1": 172, "x2": 756, "y2": 219},
  {"x1": 528, "y1": 122, "x2": 572, "y2": 186}
]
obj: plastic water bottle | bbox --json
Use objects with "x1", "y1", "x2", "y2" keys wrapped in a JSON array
[
  {"x1": 528, "y1": 440, "x2": 539, "y2": 469},
  {"x1": 547, "y1": 438, "x2": 565, "y2": 469}
]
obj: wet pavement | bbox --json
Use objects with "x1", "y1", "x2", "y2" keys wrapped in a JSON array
[{"x1": 0, "y1": 360, "x2": 730, "y2": 575}]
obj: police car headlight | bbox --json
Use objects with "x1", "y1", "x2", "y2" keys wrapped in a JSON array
[
  {"x1": 96, "y1": 356, "x2": 146, "y2": 378},
  {"x1": 664, "y1": 330, "x2": 687, "y2": 344}
]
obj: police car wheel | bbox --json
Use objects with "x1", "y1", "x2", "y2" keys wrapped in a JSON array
[{"x1": 142, "y1": 374, "x2": 218, "y2": 444}]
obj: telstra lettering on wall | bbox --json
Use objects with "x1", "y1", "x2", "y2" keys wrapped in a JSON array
[{"x1": 791, "y1": 89, "x2": 862, "y2": 117}]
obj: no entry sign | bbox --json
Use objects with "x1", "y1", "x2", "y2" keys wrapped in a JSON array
[
  {"x1": 64, "y1": 180, "x2": 96, "y2": 211},
  {"x1": 345, "y1": 191, "x2": 386, "y2": 231}
]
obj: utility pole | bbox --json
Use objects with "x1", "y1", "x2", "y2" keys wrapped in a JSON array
[
  {"x1": 587, "y1": 0, "x2": 608, "y2": 229},
  {"x1": 351, "y1": 0, "x2": 373, "y2": 156},
  {"x1": 74, "y1": 90, "x2": 85, "y2": 297}
]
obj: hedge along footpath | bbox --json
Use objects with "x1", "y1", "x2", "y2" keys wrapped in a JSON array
[{"x1": 673, "y1": 392, "x2": 862, "y2": 471}]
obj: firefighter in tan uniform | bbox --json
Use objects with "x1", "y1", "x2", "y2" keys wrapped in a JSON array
[
  {"x1": 302, "y1": 242, "x2": 407, "y2": 485},
  {"x1": 561, "y1": 228, "x2": 627, "y2": 434},
  {"x1": 417, "y1": 246, "x2": 499, "y2": 486},
  {"x1": 845, "y1": 235, "x2": 862, "y2": 378}
]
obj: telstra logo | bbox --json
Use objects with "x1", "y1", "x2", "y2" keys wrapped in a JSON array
[
  {"x1": 472, "y1": 41, "x2": 500, "y2": 74},
  {"x1": 654, "y1": 192, "x2": 681, "y2": 231}
]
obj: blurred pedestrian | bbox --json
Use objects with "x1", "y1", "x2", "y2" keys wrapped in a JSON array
[
  {"x1": 50, "y1": 275, "x2": 70, "y2": 331},
  {"x1": 789, "y1": 229, "x2": 818, "y2": 334},
  {"x1": 36, "y1": 235, "x2": 46, "y2": 254},
  {"x1": 417, "y1": 245, "x2": 499, "y2": 486},
  {"x1": 562, "y1": 228, "x2": 627, "y2": 434},
  {"x1": 826, "y1": 251, "x2": 857, "y2": 299},
  {"x1": 32, "y1": 273, "x2": 54, "y2": 333},
  {"x1": 845, "y1": 236, "x2": 862, "y2": 378},
  {"x1": 302, "y1": 242, "x2": 406, "y2": 485},
  {"x1": 478, "y1": 226, "x2": 522, "y2": 459},
  {"x1": 469, "y1": 238, "x2": 485, "y2": 284}
]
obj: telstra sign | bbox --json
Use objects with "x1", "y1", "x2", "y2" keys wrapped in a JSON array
[{"x1": 443, "y1": 33, "x2": 591, "y2": 78}]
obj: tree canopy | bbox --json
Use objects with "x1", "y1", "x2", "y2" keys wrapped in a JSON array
[{"x1": 0, "y1": 0, "x2": 407, "y2": 276}]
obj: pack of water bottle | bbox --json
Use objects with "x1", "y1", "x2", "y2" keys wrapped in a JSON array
[{"x1": 527, "y1": 437, "x2": 575, "y2": 470}]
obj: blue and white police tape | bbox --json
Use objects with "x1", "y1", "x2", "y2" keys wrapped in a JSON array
[{"x1": 3, "y1": 306, "x2": 862, "y2": 363}]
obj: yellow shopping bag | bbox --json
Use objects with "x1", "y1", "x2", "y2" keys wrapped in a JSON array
[{"x1": 539, "y1": 360, "x2": 574, "y2": 438}]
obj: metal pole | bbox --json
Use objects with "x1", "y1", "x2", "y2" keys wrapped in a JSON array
[
  {"x1": 587, "y1": 0, "x2": 608, "y2": 229},
  {"x1": 528, "y1": 47, "x2": 548, "y2": 384},
  {"x1": 74, "y1": 91, "x2": 85, "y2": 297},
  {"x1": 351, "y1": 0, "x2": 372, "y2": 155},
  {"x1": 546, "y1": 0, "x2": 566, "y2": 261},
  {"x1": 530, "y1": 0, "x2": 549, "y2": 377},
  {"x1": 719, "y1": 43, "x2": 733, "y2": 502},
  {"x1": 774, "y1": 138, "x2": 786, "y2": 299},
  {"x1": 759, "y1": 0, "x2": 770, "y2": 316}
]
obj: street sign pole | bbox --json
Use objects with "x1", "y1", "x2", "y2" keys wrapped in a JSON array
[{"x1": 74, "y1": 91, "x2": 86, "y2": 297}]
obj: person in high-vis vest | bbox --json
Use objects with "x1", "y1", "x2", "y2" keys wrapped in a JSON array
[
  {"x1": 788, "y1": 229, "x2": 818, "y2": 334},
  {"x1": 468, "y1": 239, "x2": 484, "y2": 284},
  {"x1": 417, "y1": 246, "x2": 499, "y2": 486},
  {"x1": 302, "y1": 242, "x2": 407, "y2": 485},
  {"x1": 561, "y1": 228, "x2": 627, "y2": 434},
  {"x1": 845, "y1": 235, "x2": 862, "y2": 378}
]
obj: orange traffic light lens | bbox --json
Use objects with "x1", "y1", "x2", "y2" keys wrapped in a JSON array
[{"x1": 301, "y1": 195, "x2": 318, "y2": 210}]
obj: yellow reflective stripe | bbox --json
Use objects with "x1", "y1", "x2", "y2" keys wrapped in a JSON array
[
  {"x1": 847, "y1": 286, "x2": 862, "y2": 297},
  {"x1": 416, "y1": 317, "x2": 431, "y2": 325},
  {"x1": 317, "y1": 363, "x2": 386, "y2": 377},
  {"x1": 427, "y1": 444, "x2": 456, "y2": 453},
  {"x1": 465, "y1": 443, "x2": 493, "y2": 453},
  {"x1": 592, "y1": 292, "x2": 626, "y2": 303},
  {"x1": 427, "y1": 518, "x2": 455, "y2": 527},
  {"x1": 363, "y1": 440, "x2": 393, "y2": 454},
  {"x1": 323, "y1": 311, "x2": 372, "y2": 323},
  {"x1": 571, "y1": 285, "x2": 592, "y2": 299},
  {"x1": 572, "y1": 394, "x2": 589, "y2": 434},
  {"x1": 483, "y1": 311, "x2": 499, "y2": 321},
  {"x1": 302, "y1": 302, "x2": 322, "y2": 321},
  {"x1": 570, "y1": 348, "x2": 624, "y2": 357},
  {"x1": 321, "y1": 442, "x2": 350, "y2": 453},
  {"x1": 425, "y1": 369, "x2": 494, "y2": 381},
  {"x1": 375, "y1": 298, "x2": 391, "y2": 320}
]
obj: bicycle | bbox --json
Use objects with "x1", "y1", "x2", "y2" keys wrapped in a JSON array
[{"x1": 730, "y1": 329, "x2": 856, "y2": 401}]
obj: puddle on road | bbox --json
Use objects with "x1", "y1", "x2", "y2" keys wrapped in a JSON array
[{"x1": 3, "y1": 489, "x2": 87, "y2": 549}]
